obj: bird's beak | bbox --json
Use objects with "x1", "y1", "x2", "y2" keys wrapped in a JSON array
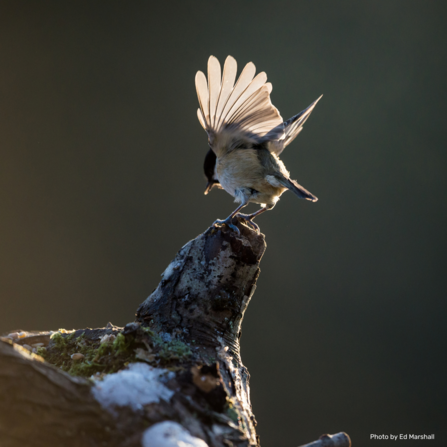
[{"x1": 204, "y1": 182, "x2": 214, "y2": 195}]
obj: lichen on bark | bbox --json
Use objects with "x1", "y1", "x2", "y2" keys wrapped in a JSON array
[{"x1": 0, "y1": 218, "x2": 266, "y2": 447}]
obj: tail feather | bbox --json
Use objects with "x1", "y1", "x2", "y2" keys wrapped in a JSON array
[{"x1": 277, "y1": 177, "x2": 318, "y2": 202}]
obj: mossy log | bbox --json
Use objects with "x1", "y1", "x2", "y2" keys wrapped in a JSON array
[{"x1": 0, "y1": 218, "x2": 351, "y2": 447}]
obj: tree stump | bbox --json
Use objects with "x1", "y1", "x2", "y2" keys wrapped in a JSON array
[{"x1": 0, "y1": 218, "x2": 351, "y2": 447}]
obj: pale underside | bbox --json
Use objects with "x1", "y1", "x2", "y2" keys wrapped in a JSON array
[{"x1": 216, "y1": 149, "x2": 288, "y2": 206}]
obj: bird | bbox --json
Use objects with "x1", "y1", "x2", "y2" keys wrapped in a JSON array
[{"x1": 196, "y1": 55, "x2": 321, "y2": 233}]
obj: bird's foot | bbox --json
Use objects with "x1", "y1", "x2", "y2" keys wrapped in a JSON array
[
  {"x1": 213, "y1": 217, "x2": 240, "y2": 234},
  {"x1": 237, "y1": 213, "x2": 260, "y2": 232}
]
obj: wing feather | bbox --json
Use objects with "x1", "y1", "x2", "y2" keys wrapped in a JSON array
[
  {"x1": 218, "y1": 62, "x2": 256, "y2": 127},
  {"x1": 223, "y1": 71, "x2": 268, "y2": 125},
  {"x1": 207, "y1": 56, "x2": 221, "y2": 128},
  {"x1": 282, "y1": 95, "x2": 322, "y2": 147},
  {"x1": 195, "y1": 71, "x2": 209, "y2": 126},
  {"x1": 195, "y1": 56, "x2": 319, "y2": 156},
  {"x1": 227, "y1": 87, "x2": 270, "y2": 123},
  {"x1": 227, "y1": 85, "x2": 282, "y2": 136},
  {"x1": 195, "y1": 57, "x2": 280, "y2": 138},
  {"x1": 262, "y1": 95, "x2": 323, "y2": 154},
  {"x1": 214, "y1": 56, "x2": 237, "y2": 129},
  {"x1": 197, "y1": 108, "x2": 206, "y2": 130}
]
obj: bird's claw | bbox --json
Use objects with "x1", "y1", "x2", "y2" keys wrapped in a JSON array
[
  {"x1": 213, "y1": 218, "x2": 240, "y2": 235},
  {"x1": 237, "y1": 213, "x2": 260, "y2": 232},
  {"x1": 213, "y1": 209, "x2": 261, "y2": 235}
]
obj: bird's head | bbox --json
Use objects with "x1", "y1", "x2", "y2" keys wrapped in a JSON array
[{"x1": 203, "y1": 148, "x2": 222, "y2": 195}]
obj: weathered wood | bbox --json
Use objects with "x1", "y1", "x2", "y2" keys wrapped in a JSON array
[
  {"x1": 0, "y1": 338, "x2": 118, "y2": 447},
  {"x1": 0, "y1": 219, "x2": 265, "y2": 447},
  {"x1": 298, "y1": 432, "x2": 351, "y2": 447},
  {"x1": 0, "y1": 218, "x2": 351, "y2": 447},
  {"x1": 136, "y1": 218, "x2": 266, "y2": 445}
]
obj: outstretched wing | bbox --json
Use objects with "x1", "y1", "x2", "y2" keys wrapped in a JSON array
[
  {"x1": 263, "y1": 95, "x2": 323, "y2": 156},
  {"x1": 195, "y1": 56, "x2": 283, "y2": 156}
]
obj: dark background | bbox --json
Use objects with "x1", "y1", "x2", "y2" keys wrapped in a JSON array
[{"x1": 0, "y1": 1, "x2": 446, "y2": 446}]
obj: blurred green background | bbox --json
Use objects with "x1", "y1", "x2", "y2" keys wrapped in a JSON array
[{"x1": 0, "y1": 1, "x2": 446, "y2": 446}]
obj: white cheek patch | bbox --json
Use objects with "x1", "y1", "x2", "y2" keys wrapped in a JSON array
[{"x1": 265, "y1": 175, "x2": 283, "y2": 188}]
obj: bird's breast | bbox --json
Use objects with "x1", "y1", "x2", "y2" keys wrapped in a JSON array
[{"x1": 215, "y1": 150, "x2": 286, "y2": 205}]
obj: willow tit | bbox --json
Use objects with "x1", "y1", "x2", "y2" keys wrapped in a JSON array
[{"x1": 196, "y1": 55, "x2": 321, "y2": 232}]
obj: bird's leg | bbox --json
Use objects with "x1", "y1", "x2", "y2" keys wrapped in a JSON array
[
  {"x1": 213, "y1": 203, "x2": 247, "y2": 234},
  {"x1": 238, "y1": 206, "x2": 269, "y2": 231}
]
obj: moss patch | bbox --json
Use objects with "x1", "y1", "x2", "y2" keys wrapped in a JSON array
[
  {"x1": 113, "y1": 333, "x2": 132, "y2": 354},
  {"x1": 141, "y1": 327, "x2": 192, "y2": 363},
  {"x1": 225, "y1": 398, "x2": 241, "y2": 424},
  {"x1": 40, "y1": 326, "x2": 193, "y2": 378},
  {"x1": 157, "y1": 338, "x2": 192, "y2": 361},
  {"x1": 42, "y1": 331, "x2": 136, "y2": 378}
]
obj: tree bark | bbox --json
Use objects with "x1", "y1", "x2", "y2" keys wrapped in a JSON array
[{"x1": 0, "y1": 218, "x2": 351, "y2": 447}]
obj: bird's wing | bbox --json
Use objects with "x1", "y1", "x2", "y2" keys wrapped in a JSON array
[
  {"x1": 264, "y1": 95, "x2": 322, "y2": 156},
  {"x1": 196, "y1": 56, "x2": 283, "y2": 156}
]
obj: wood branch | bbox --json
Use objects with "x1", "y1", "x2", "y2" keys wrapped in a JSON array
[
  {"x1": 298, "y1": 432, "x2": 351, "y2": 447},
  {"x1": 0, "y1": 217, "x2": 351, "y2": 447},
  {"x1": 135, "y1": 218, "x2": 265, "y2": 446},
  {"x1": 0, "y1": 338, "x2": 118, "y2": 447}
]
